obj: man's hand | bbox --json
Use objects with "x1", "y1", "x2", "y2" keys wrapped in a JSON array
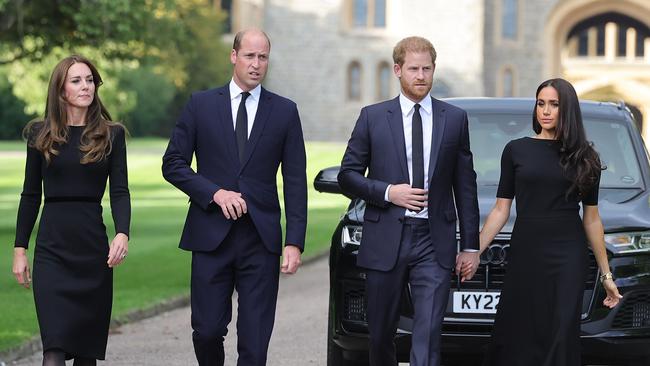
[
  {"x1": 456, "y1": 251, "x2": 480, "y2": 282},
  {"x1": 213, "y1": 189, "x2": 247, "y2": 219},
  {"x1": 603, "y1": 279, "x2": 623, "y2": 308},
  {"x1": 388, "y1": 184, "x2": 427, "y2": 211},
  {"x1": 281, "y1": 245, "x2": 302, "y2": 274}
]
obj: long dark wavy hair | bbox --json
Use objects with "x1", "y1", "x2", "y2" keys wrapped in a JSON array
[
  {"x1": 23, "y1": 55, "x2": 123, "y2": 164},
  {"x1": 532, "y1": 78, "x2": 603, "y2": 199}
]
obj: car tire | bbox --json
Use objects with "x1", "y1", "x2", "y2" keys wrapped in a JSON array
[
  {"x1": 626, "y1": 358, "x2": 650, "y2": 366},
  {"x1": 327, "y1": 333, "x2": 354, "y2": 366},
  {"x1": 442, "y1": 355, "x2": 483, "y2": 366},
  {"x1": 327, "y1": 306, "x2": 369, "y2": 366}
]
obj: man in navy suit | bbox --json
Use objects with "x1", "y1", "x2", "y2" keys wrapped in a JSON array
[
  {"x1": 338, "y1": 36, "x2": 480, "y2": 366},
  {"x1": 162, "y1": 29, "x2": 307, "y2": 366}
]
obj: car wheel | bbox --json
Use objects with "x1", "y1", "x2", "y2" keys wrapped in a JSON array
[
  {"x1": 327, "y1": 306, "x2": 368, "y2": 366},
  {"x1": 327, "y1": 326, "x2": 347, "y2": 366},
  {"x1": 442, "y1": 355, "x2": 483, "y2": 366},
  {"x1": 626, "y1": 358, "x2": 650, "y2": 366}
]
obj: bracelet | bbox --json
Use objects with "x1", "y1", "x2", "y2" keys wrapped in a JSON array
[{"x1": 599, "y1": 272, "x2": 614, "y2": 283}]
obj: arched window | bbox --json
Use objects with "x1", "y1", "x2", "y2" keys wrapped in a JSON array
[
  {"x1": 567, "y1": 12, "x2": 650, "y2": 58},
  {"x1": 374, "y1": 0, "x2": 386, "y2": 27},
  {"x1": 501, "y1": 0, "x2": 518, "y2": 40},
  {"x1": 351, "y1": 0, "x2": 386, "y2": 29},
  {"x1": 502, "y1": 68, "x2": 514, "y2": 97},
  {"x1": 353, "y1": 0, "x2": 368, "y2": 27},
  {"x1": 376, "y1": 62, "x2": 391, "y2": 100},
  {"x1": 348, "y1": 61, "x2": 362, "y2": 101},
  {"x1": 499, "y1": 67, "x2": 515, "y2": 97},
  {"x1": 216, "y1": 0, "x2": 234, "y2": 33}
]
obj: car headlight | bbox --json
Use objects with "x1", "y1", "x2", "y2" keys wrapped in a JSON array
[
  {"x1": 341, "y1": 225, "x2": 362, "y2": 247},
  {"x1": 604, "y1": 231, "x2": 650, "y2": 254}
]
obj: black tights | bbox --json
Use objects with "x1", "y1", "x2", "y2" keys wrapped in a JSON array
[
  {"x1": 42, "y1": 349, "x2": 96, "y2": 366},
  {"x1": 42, "y1": 349, "x2": 65, "y2": 366},
  {"x1": 72, "y1": 357, "x2": 96, "y2": 366}
]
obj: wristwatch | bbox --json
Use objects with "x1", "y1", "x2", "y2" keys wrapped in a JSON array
[{"x1": 600, "y1": 272, "x2": 614, "y2": 283}]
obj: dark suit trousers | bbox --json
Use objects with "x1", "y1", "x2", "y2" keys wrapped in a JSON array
[
  {"x1": 190, "y1": 215, "x2": 280, "y2": 366},
  {"x1": 366, "y1": 217, "x2": 452, "y2": 366}
]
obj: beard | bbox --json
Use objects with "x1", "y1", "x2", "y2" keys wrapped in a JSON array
[{"x1": 400, "y1": 79, "x2": 432, "y2": 101}]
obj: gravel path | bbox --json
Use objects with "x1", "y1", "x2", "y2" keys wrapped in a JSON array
[{"x1": 10, "y1": 258, "x2": 329, "y2": 366}]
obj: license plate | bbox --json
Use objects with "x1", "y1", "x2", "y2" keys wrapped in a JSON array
[{"x1": 453, "y1": 291, "x2": 501, "y2": 314}]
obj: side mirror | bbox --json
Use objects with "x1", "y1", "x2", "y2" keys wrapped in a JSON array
[
  {"x1": 313, "y1": 166, "x2": 342, "y2": 194},
  {"x1": 313, "y1": 166, "x2": 357, "y2": 199}
]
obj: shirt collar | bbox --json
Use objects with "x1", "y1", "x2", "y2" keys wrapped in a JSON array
[
  {"x1": 399, "y1": 93, "x2": 432, "y2": 116},
  {"x1": 229, "y1": 79, "x2": 261, "y2": 102}
]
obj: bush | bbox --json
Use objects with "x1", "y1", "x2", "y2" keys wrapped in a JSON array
[
  {"x1": 0, "y1": 74, "x2": 35, "y2": 140},
  {"x1": 118, "y1": 66, "x2": 176, "y2": 136}
]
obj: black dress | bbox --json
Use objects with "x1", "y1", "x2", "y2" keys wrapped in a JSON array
[
  {"x1": 483, "y1": 137, "x2": 599, "y2": 366},
  {"x1": 14, "y1": 124, "x2": 130, "y2": 360}
]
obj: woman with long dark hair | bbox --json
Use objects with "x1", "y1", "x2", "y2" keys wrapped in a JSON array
[
  {"x1": 11, "y1": 55, "x2": 130, "y2": 366},
  {"x1": 477, "y1": 78, "x2": 621, "y2": 365}
]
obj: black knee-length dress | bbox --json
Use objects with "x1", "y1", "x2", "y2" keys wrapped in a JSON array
[
  {"x1": 14, "y1": 124, "x2": 130, "y2": 360},
  {"x1": 483, "y1": 137, "x2": 599, "y2": 366}
]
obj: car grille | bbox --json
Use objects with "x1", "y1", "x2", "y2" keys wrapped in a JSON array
[
  {"x1": 343, "y1": 283, "x2": 367, "y2": 322},
  {"x1": 612, "y1": 291, "x2": 650, "y2": 329},
  {"x1": 341, "y1": 282, "x2": 411, "y2": 326},
  {"x1": 453, "y1": 237, "x2": 599, "y2": 291},
  {"x1": 341, "y1": 243, "x2": 600, "y2": 325}
]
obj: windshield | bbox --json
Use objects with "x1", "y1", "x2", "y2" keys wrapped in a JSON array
[{"x1": 468, "y1": 113, "x2": 643, "y2": 189}]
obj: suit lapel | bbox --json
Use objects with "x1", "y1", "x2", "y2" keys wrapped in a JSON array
[
  {"x1": 216, "y1": 86, "x2": 240, "y2": 166},
  {"x1": 239, "y1": 87, "x2": 272, "y2": 172},
  {"x1": 387, "y1": 97, "x2": 409, "y2": 182},
  {"x1": 428, "y1": 97, "x2": 447, "y2": 180}
]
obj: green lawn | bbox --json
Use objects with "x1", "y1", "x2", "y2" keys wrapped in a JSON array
[{"x1": 0, "y1": 139, "x2": 348, "y2": 352}]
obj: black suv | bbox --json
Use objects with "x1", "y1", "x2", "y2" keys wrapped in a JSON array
[{"x1": 315, "y1": 98, "x2": 650, "y2": 366}]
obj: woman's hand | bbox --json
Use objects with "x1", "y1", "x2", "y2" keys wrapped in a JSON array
[
  {"x1": 13, "y1": 248, "x2": 31, "y2": 288},
  {"x1": 107, "y1": 233, "x2": 129, "y2": 268},
  {"x1": 603, "y1": 279, "x2": 623, "y2": 308}
]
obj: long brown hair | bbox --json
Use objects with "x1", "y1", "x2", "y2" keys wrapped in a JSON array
[
  {"x1": 24, "y1": 55, "x2": 121, "y2": 164},
  {"x1": 532, "y1": 78, "x2": 603, "y2": 198}
]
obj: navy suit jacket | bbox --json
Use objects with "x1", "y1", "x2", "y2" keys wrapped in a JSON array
[
  {"x1": 162, "y1": 85, "x2": 307, "y2": 255},
  {"x1": 338, "y1": 96, "x2": 479, "y2": 271}
]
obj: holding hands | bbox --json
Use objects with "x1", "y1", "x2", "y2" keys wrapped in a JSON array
[{"x1": 456, "y1": 251, "x2": 480, "y2": 282}]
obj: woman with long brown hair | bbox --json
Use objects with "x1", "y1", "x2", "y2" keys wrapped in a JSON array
[
  {"x1": 477, "y1": 78, "x2": 621, "y2": 365},
  {"x1": 11, "y1": 55, "x2": 130, "y2": 366}
]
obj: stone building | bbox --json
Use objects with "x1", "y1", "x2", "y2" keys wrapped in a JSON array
[{"x1": 216, "y1": 0, "x2": 650, "y2": 143}]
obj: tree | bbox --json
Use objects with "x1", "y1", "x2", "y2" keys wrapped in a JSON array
[
  {"x1": 151, "y1": 0, "x2": 232, "y2": 134},
  {"x1": 0, "y1": 69, "x2": 35, "y2": 139},
  {"x1": 118, "y1": 66, "x2": 176, "y2": 136},
  {"x1": 0, "y1": 0, "x2": 155, "y2": 65},
  {"x1": 0, "y1": 0, "x2": 233, "y2": 137}
]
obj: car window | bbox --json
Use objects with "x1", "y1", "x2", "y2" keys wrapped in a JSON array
[
  {"x1": 587, "y1": 119, "x2": 642, "y2": 188},
  {"x1": 467, "y1": 113, "x2": 529, "y2": 185},
  {"x1": 467, "y1": 113, "x2": 642, "y2": 189}
]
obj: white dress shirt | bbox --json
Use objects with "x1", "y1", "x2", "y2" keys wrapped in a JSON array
[
  {"x1": 383, "y1": 94, "x2": 478, "y2": 253},
  {"x1": 229, "y1": 79, "x2": 262, "y2": 137},
  {"x1": 385, "y1": 93, "x2": 433, "y2": 219}
]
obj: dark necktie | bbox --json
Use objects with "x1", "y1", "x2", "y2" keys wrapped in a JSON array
[
  {"x1": 235, "y1": 91, "x2": 250, "y2": 163},
  {"x1": 412, "y1": 103, "x2": 424, "y2": 189}
]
